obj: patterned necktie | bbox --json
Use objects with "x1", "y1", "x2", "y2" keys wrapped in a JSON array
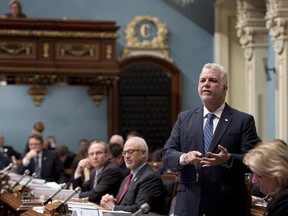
[
  {"x1": 117, "y1": 173, "x2": 133, "y2": 204},
  {"x1": 93, "y1": 171, "x2": 99, "y2": 189},
  {"x1": 34, "y1": 156, "x2": 41, "y2": 178},
  {"x1": 204, "y1": 113, "x2": 215, "y2": 155}
]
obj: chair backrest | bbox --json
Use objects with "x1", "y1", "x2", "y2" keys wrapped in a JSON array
[{"x1": 161, "y1": 171, "x2": 179, "y2": 215}]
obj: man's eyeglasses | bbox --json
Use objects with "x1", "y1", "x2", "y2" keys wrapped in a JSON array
[
  {"x1": 88, "y1": 151, "x2": 105, "y2": 157},
  {"x1": 122, "y1": 149, "x2": 145, "y2": 156}
]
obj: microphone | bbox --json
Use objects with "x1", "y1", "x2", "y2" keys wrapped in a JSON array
[
  {"x1": 19, "y1": 172, "x2": 37, "y2": 193},
  {"x1": 55, "y1": 186, "x2": 82, "y2": 212},
  {"x1": 12, "y1": 169, "x2": 30, "y2": 189},
  {"x1": 42, "y1": 183, "x2": 67, "y2": 206},
  {"x1": 1, "y1": 164, "x2": 16, "y2": 180},
  {"x1": 0, "y1": 163, "x2": 14, "y2": 174},
  {"x1": 131, "y1": 203, "x2": 150, "y2": 216}
]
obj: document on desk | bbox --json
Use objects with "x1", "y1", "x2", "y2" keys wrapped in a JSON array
[
  {"x1": 71, "y1": 209, "x2": 102, "y2": 216},
  {"x1": 101, "y1": 210, "x2": 131, "y2": 215},
  {"x1": 71, "y1": 207, "x2": 131, "y2": 216}
]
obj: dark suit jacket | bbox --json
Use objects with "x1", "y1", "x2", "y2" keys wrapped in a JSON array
[
  {"x1": 2, "y1": 146, "x2": 21, "y2": 160},
  {"x1": 0, "y1": 151, "x2": 11, "y2": 170},
  {"x1": 265, "y1": 187, "x2": 288, "y2": 216},
  {"x1": 73, "y1": 161, "x2": 124, "y2": 203},
  {"x1": 162, "y1": 104, "x2": 260, "y2": 216},
  {"x1": 114, "y1": 164, "x2": 164, "y2": 214},
  {"x1": 17, "y1": 149, "x2": 67, "y2": 183}
]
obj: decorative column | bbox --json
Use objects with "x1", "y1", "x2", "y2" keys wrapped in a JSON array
[
  {"x1": 266, "y1": 0, "x2": 288, "y2": 140},
  {"x1": 236, "y1": 0, "x2": 268, "y2": 139}
]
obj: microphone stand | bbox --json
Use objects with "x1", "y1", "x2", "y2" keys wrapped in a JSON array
[
  {"x1": 0, "y1": 163, "x2": 14, "y2": 174},
  {"x1": 44, "y1": 187, "x2": 81, "y2": 216},
  {"x1": 55, "y1": 186, "x2": 82, "y2": 213},
  {"x1": 12, "y1": 169, "x2": 30, "y2": 189},
  {"x1": 42, "y1": 183, "x2": 67, "y2": 206},
  {"x1": 19, "y1": 172, "x2": 37, "y2": 193},
  {"x1": 131, "y1": 203, "x2": 150, "y2": 216}
]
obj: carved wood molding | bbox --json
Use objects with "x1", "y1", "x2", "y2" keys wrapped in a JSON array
[{"x1": 0, "y1": 18, "x2": 119, "y2": 108}]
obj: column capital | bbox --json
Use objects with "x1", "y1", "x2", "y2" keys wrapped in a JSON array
[
  {"x1": 236, "y1": 0, "x2": 268, "y2": 60},
  {"x1": 266, "y1": 0, "x2": 288, "y2": 54}
]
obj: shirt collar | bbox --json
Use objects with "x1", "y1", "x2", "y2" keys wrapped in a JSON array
[
  {"x1": 131, "y1": 162, "x2": 147, "y2": 178},
  {"x1": 96, "y1": 167, "x2": 104, "y2": 175},
  {"x1": 203, "y1": 102, "x2": 225, "y2": 119}
]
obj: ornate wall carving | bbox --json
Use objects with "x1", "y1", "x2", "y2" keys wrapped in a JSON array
[
  {"x1": 266, "y1": 0, "x2": 288, "y2": 140},
  {"x1": 236, "y1": 0, "x2": 269, "y2": 139}
]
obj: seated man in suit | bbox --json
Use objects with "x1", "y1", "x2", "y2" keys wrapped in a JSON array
[
  {"x1": 72, "y1": 140, "x2": 124, "y2": 203},
  {"x1": 17, "y1": 134, "x2": 67, "y2": 183},
  {"x1": 0, "y1": 133, "x2": 21, "y2": 161},
  {"x1": 108, "y1": 142, "x2": 130, "y2": 177},
  {"x1": 0, "y1": 151, "x2": 11, "y2": 170},
  {"x1": 100, "y1": 137, "x2": 164, "y2": 214},
  {"x1": 109, "y1": 134, "x2": 124, "y2": 147}
]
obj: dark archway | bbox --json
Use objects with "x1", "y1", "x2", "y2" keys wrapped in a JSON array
[{"x1": 117, "y1": 56, "x2": 180, "y2": 151}]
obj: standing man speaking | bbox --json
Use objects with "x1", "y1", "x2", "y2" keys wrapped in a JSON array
[{"x1": 162, "y1": 63, "x2": 260, "y2": 216}]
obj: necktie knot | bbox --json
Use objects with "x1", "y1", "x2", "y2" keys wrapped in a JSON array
[{"x1": 207, "y1": 113, "x2": 215, "y2": 120}]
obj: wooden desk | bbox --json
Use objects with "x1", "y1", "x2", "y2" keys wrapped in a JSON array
[
  {"x1": 0, "y1": 192, "x2": 42, "y2": 216},
  {"x1": 20, "y1": 209, "x2": 42, "y2": 216},
  {"x1": 250, "y1": 204, "x2": 266, "y2": 216}
]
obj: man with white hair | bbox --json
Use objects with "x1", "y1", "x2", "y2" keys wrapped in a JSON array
[
  {"x1": 109, "y1": 134, "x2": 124, "y2": 147},
  {"x1": 100, "y1": 137, "x2": 164, "y2": 214}
]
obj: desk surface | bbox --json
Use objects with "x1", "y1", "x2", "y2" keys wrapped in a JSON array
[
  {"x1": 251, "y1": 204, "x2": 266, "y2": 216},
  {"x1": 0, "y1": 192, "x2": 42, "y2": 212}
]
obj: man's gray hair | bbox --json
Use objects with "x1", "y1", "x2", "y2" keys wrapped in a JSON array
[{"x1": 202, "y1": 63, "x2": 228, "y2": 85}]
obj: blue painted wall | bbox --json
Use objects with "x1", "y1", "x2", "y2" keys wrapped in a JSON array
[
  {"x1": 0, "y1": 0, "x2": 214, "y2": 153},
  {"x1": 0, "y1": 86, "x2": 108, "y2": 153},
  {"x1": 267, "y1": 35, "x2": 275, "y2": 139}
]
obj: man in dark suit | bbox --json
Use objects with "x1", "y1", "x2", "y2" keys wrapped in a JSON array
[
  {"x1": 162, "y1": 63, "x2": 260, "y2": 216},
  {"x1": 17, "y1": 134, "x2": 67, "y2": 183},
  {"x1": 0, "y1": 151, "x2": 11, "y2": 170},
  {"x1": 108, "y1": 142, "x2": 130, "y2": 176},
  {"x1": 100, "y1": 137, "x2": 164, "y2": 214},
  {"x1": 72, "y1": 140, "x2": 124, "y2": 203},
  {"x1": 0, "y1": 133, "x2": 21, "y2": 161}
]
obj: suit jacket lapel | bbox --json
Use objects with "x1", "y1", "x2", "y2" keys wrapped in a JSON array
[
  {"x1": 40, "y1": 151, "x2": 47, "y2": 174},
  {"x1": 194, "y1": 107, "x2": 205, "y2": 153},
  {"x1": 209, "y1": 104, "x2": 233, "y2": 153}
]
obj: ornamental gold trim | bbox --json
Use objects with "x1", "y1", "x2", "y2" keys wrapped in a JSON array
[
  {"x1": 0, "y1": 66, "x2": 119, "y2": 75},
  {"x1": 121, "y1": 15, "x2": 173, "y2": 62},
  {"x1": 125, "y1": 15, "x2": 168, "y2": 48},
  {"x1": 28, "y1": 84, "x2": 47, "y2": 107},
  {"x1": 0, "y1": 42, "x2": 36, "y2": 59},
  {"x1": 0, "y1": 29, "x2": 119, "y2": 39}
]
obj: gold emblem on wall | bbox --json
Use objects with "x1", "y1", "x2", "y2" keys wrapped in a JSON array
[
  {"x1": 88, "y1": 84, "x2": 107, "y2": 106},
  {"x1": 28, "y1": 84, "x2": 47, "y2": 107},
  {"x1": 121, "y1": 15, "x2": 173, "y2": 62}
]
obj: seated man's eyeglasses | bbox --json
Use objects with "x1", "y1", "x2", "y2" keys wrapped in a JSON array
[{"x1": 122, "y1": 149, "x2": 145, "y2": 156}]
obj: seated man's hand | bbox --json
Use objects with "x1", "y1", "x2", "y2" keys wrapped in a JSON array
[
  {"x1": 25, "y1": 149, "x2": 38, "y2": 161},
  {"x1": 75, "y1": 158, "x2": 91, "y2": 174},
  {"x1": 100, "y1": 194, "x2": 116, "y2": 209}
]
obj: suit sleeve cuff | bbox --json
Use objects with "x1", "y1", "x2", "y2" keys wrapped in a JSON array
[{"x1": 221, "y1": 154, "x2": 233, "y2": 168}]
